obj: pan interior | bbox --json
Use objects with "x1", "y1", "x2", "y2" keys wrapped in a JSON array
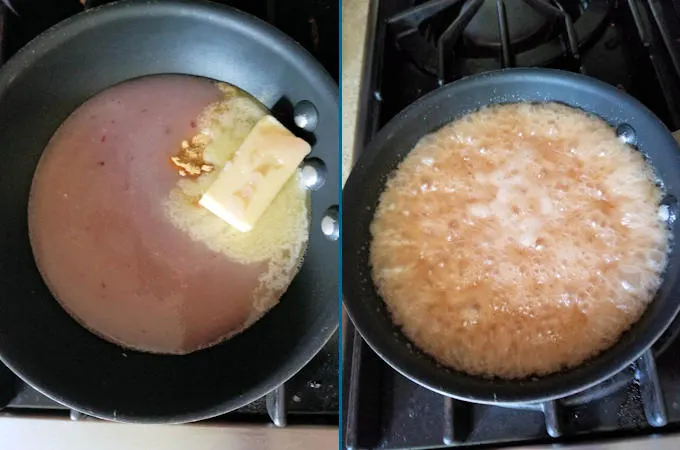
[
  {"x1": 342, "y1": 68, "x2": 680, "y2": 404},
  {"x1": 0, "y1": 0, "x2": 338, "y2": 422}
]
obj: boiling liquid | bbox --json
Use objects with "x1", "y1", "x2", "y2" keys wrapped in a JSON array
[{"x1": 370, "y1": 103, "x2": 669, "y2": 379}]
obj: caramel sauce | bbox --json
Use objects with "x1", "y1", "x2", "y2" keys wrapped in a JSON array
[{"x1": 370, "y1": 103, "x2": 669, "y2": 379}]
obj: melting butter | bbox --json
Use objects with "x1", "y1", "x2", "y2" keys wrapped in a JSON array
[{"x1": 199, "y1": 115, "x2": 311, "y2": 232}]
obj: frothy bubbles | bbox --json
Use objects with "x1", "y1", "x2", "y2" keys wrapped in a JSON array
[{"x1": 370, "y1": 102, "x2": 669, "y2": 380}]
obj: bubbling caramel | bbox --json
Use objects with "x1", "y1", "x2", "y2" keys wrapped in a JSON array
[{"x1": 370, "y1": 103, "x2": 670, "y2": 379}]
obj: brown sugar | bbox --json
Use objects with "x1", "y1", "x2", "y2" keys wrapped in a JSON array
[{"x1": 170, "y1": 134, "x2": 214, "y2": 177}]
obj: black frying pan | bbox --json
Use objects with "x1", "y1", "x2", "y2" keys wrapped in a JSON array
[
  {"x1": 0, "y1": 0, "x2": 338, "y2": 422},
  {"x1": 343, "y1": 68, "x2": 680, "y2": 404}
]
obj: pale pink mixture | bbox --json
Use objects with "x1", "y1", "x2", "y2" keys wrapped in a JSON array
[{"x1": 29, "y1": 75, "x2": 266, "y2": 354}]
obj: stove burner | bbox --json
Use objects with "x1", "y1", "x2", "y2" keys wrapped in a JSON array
[
  {"x1": 388, "y1": 0, "x2": 611, "y2": 84},
  {"x1": 463, "y1": 0, "x2": 552, "y2": 51}
]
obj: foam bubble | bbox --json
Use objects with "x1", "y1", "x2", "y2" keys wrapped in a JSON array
[
  {"x1": 164, "y1": 83, "x2": 309, "y2": 325},
  {"x1": 370, "y1": 102, "x2": 669, "y2": 379}
]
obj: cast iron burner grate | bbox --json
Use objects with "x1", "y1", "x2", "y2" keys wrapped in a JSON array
[
  {"x1": 388, "y1": 0, "x2": 609, "y2": 84},
  {"x1": 0, "y1": 0, "x2": 338, "y2": 428},
  {"x1": 344, "y1": 0, "x2": 680, "y2": 448},
  {"x1": 344, "y1": 329, "x2": 679, "y2": 449}
]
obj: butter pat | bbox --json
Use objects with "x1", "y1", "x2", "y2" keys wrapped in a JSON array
[{"x1": 199, "y1": 115, "x2": 311, "y2": 232}]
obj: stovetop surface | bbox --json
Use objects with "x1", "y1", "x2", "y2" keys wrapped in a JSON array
[
  {"x1": 344, "y1": 0, "x2": 680, "y2": 448},
  {"x1": 0, "y1": 0, "x2": 338, "y2": 426}
]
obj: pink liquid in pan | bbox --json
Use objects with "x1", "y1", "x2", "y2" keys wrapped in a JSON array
[{"x1": 28, "y1": 75, "x2": 266, "y2": 354}]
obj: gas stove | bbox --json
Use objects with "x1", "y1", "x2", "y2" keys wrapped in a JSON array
[
  {"x1": 0, "y1": 0, "x2": 338, "y2": 428},
  {"x1": 343, "y1": 0, "x2": 680, "y2": 448}
]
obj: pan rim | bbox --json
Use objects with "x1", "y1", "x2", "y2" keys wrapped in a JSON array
[
  {"x1": 342, "y1": 67, "x2": 680, "y2": 404},
  {"x1": 0, "y1": 0, "x2": 338, "y2": 98}
]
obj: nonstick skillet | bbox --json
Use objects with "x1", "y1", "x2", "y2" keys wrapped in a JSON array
[
  {"x1": 343, "y1": 68, "x2": 680, "y2": 404},
  {"x1": 0, "y1": 0, "x2": 338, "y2": 422}
]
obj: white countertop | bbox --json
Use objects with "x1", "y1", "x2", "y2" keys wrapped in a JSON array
[
  {"x1": 0, "y1": 417, "x2": 336, "y2": 450},
  {"x1": 341, "y1": 0, "x2": 371, "y2": 184}
]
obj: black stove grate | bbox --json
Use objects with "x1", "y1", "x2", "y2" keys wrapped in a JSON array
[
  {"x1": 0, "y1": 0, "x2": 338, "y2": 428},
  {"x1": 387, "y1": 0, "x2": 609, "y2": 82},
  {"x1": 344, "y1": 0, "x2": 680, "y2": 448}
]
